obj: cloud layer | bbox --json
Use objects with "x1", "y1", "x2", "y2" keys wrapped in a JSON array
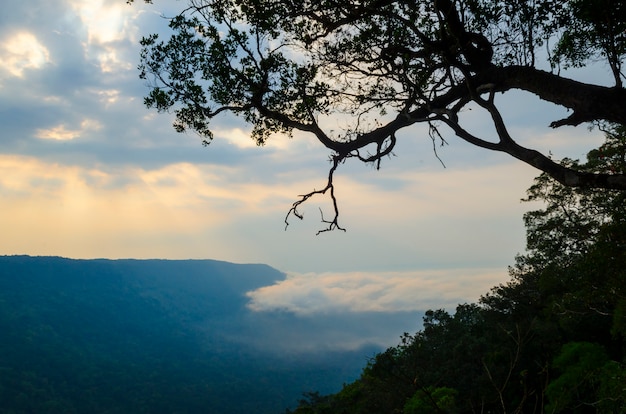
[{"x1": 247, "y1": 268, "x2": 508, "y2": 315}]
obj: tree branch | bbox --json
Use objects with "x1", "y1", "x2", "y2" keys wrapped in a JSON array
[{"x1": 285, "y1": 154, "x2": 346, "y2": 234}]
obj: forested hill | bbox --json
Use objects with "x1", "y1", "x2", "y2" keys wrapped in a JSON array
[{"x1": 0, "y1": 256, "x2": 382, "y2": 414}]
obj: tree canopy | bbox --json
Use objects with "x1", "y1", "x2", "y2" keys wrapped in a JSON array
[{"x1": 135, "y1": 0, "x2": 626, "y2": 231}]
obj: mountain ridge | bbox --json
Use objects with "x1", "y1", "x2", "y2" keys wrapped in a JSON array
[{"x1": 0, "y1": 255, "x2": 386, "y2": 413}]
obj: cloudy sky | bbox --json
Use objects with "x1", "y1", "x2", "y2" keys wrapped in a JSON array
[{"x1": 0, "y1": 0, "x2": 610, "y2": 320}]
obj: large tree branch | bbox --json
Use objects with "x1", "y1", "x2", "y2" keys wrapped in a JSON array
[
  {"x1": 311, "y1": 70, "x2": 626, "y2": 191},
  {"x1": 275, "y1": 66, "x2": 626, "y2": 157},
  {"x1": 441, "y1": 104, "x2": 626, "y2": 190},
  {"x1": 474, "y1": 66, "x2": 626, "y2": 126}
]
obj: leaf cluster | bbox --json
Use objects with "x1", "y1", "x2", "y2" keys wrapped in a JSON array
[
  {"x1": 551, "y1": 0, "x2": 626, "y2": 86},
  {"x1": 139, "y1": 1, "x2": 336, "y2": 146}
]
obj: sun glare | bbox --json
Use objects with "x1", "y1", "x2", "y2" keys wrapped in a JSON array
[
  {"x1": 67, "y1": 0, "x2": 139, "y2": 72},
  {"x1": 69, "y1": 0, "x2": 128, "y2": 44}
]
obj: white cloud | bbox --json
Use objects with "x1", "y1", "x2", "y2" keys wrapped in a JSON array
[
  {"x1": 68, "y1": 0, "x2": 130, "y2": 45},
  {"x1": 214, "y1": 127, "x2": 260, "y2": 149},
  {"x1": 0, "y1": 31, "x2": 50, "y2": 78},
  {"x1": 67, "y1": 0, "x2": 140, "y2": 72},
  {"x1": 246, "y1": 267, "x2": 509, "y2": 315},
  {"x1": 92, "y1": 88, "x2": 121, "y2": 106},
  {"x1": 35, "y1": 118, "x2": 103, "y2": 141}
]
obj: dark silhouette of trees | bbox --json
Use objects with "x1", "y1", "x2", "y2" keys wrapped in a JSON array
[{"x1": 135, "y1": 0, "x2": 626, "y2": 231}]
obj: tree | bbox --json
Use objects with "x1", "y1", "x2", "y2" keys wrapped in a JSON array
[
  {"x1": 282, "y1": 127, "x2": 626, "y2": 414},
  {"x1": 480, "y1": 125, "x2": 626, "y2": 411},
  {"x1": 512, "y1": 125, "x2": 626, "y2": 339},
  {"x1": 135, "y1": 0, "x2": 626, "y2": 231},
  {"x1": 403, "y1": 386, "x2": 458, "y2": 413},
  {"x1": 545, "y1": 341, "x2": 626, "y2": 413}
]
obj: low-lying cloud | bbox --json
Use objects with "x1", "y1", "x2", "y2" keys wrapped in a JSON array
[{"x1": 246, "y1": 268, "x2": 509, "y2": 315}]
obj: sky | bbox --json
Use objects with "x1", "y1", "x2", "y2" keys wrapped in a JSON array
[{"x1": 0, "y1": 0, "x2": 611, "y2": 323}]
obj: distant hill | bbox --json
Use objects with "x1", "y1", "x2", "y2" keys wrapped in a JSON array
[{"x1": 0, "y1": 255, "x2": 391, "y2": 414}]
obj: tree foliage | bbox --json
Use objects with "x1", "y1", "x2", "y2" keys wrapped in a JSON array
[
  {"x1": 136, "y1": 0, "x2": 626, "y2": 231},
  {"x1": 545, "y1": 342, "x2": 624, "y2": 413},
  {"x1": 285, "y1": 126, "x2": 626, "y2": 413}
]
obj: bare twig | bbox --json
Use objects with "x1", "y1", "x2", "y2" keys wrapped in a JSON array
[{"x1": 285, "y1": 154, "x2": 346, "y2": 234}]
